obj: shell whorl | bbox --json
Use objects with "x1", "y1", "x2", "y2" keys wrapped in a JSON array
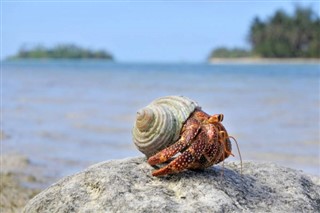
[{"x1": 132, "y1": 96, "x2": 199, "y2": 157}]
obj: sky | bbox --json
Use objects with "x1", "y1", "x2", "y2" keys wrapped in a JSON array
[{"x1": 1, "y1": 0, "x2": 319, "y2": 63}]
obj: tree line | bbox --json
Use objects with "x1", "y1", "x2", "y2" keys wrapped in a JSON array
[
  {"x1": 8, "y1": 44, "x2": 113, "y2": 60},
  {"x1": 210, "y1": 6, "x2": 320, "y2": 59}
]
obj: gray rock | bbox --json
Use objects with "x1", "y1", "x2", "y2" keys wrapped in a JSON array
[{"x1": 24, "y1": 157, "x2": 320, "y2": 213}]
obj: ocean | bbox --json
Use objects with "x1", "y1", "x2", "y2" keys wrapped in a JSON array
[{"x1": 2, "y1": 60, "x2": 319, "y2": 179}]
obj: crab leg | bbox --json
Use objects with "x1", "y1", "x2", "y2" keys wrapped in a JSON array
[
  {"x1": 147, "y1": 117, "x2": 201, "y2": 166},
  {"x1": 151, "y1": 129, "x2": 207, "y2": 176},
  {"x1": 196, "y1": 138, "x2": 224, "y2": 169},
  {"x1": 216, "y1": 131, "x2": 233, "y2": 163},
  {"x1": 187, "y1": 124, "x2": 221, "y2": 169}
]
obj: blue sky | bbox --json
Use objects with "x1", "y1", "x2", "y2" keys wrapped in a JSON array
[{"x1": 1, "y1": 1, "x2": 319, "y2": 63}]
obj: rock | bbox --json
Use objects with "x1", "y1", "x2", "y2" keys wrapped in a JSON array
[
  {"x1": 1, "y1": 154, "x2": 43, "y2": 213},
  {"x1": 0, "y1": 173, "x2": 41, "y2": 213},
  {"x1": 24, "y1": 157, "x2": 320, "y2": 212}
]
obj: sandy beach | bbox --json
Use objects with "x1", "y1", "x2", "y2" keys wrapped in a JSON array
[{"x1": 209, "y1": 58, "x2": 320, "y2": 64}]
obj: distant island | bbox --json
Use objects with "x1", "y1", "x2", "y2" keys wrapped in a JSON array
[
  {"x1": 7, "y1": 44, "x2": 113, "y2": 60},
  {"x1": 209, "y1": 6, "x2": 320, "y2": 62}
]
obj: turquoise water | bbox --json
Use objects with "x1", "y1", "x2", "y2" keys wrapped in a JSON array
[{"x1": 2, "y1": 60, "x2": 319, "y2": 178}]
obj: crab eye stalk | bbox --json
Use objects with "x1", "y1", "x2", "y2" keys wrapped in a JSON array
[
  {"x1": 208, "y1": 114, "x2": 224, "y2": 123},
  {"x1": 218, "y1": 114, "x2": 224, "y2": 122}
]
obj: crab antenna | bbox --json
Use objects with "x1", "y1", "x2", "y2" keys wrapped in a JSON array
[{"x1": 228, "y1": 136, "x2": 243, "y2": 174}]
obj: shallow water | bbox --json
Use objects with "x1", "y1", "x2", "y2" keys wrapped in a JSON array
[{"x1": 2, "y1": 60, "x2": 319, "y2": 179}]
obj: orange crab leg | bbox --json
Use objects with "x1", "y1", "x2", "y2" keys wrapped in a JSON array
[
  {"x1": 201, "y1": 137, "x2": 223, "y2": 168},
  {"x1": 148, "y1": 117, "x2": 201, "y2": 166},
  {"x1": 218, "y1": 131, "x2": 234, "y2": 158},
  {"x1": 187, "y1": 124, "x2": 222, "y2": 169},
  {"x1": 151, "y1": 129, "x2": 207, "y2": 176}
]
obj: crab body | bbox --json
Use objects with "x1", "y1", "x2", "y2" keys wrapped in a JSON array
[{"x1": 148, "y1": 108, "x2": 232, "y2": 176}]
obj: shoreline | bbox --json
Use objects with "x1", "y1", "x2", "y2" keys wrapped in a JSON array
[
  {"x1": 1, "y1": 153, "x2": 51, "y2": 213},
  {"x1": 209, "y1": 57, "x2": 320, "y2": 64}
]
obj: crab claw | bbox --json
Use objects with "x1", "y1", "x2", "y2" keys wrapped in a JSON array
[
  {"x1": 151, "y1": 130, "x2": 207, "y2": 176},
  {"x1": 147, "y1": 117, "x2": 201, "y2": 166}
]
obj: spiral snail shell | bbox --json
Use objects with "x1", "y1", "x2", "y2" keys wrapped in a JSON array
[{"x1": 132, "y1": 96, "x2": 199, "y2": 157}]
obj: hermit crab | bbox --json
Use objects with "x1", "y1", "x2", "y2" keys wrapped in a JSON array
[{"x1": 132, "y1": 96, "x2": 242, "y2": 176}]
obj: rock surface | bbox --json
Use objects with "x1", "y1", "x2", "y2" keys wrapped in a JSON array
[
  {"x1": 1, "y1": 154, "x2": 44, "y2": 213},
  {"x1": 24, "y1": 157, "x2": 320, "y2": 212}
]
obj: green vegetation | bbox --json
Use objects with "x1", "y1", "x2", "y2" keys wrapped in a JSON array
[
  {"x1": 210, "y1": 6, "x2": 320, "y2": 59},
  {"x1": 250, "y1": 7, "x2": 319, "y2": 58},
  {"x1": 8, "y1": 44, "x2": 113, "y2": 60},
  {"x1": 209, "y1": 47, "x2": 252, "y2": 58}
]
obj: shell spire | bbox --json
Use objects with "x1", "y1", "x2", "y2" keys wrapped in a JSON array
[{"x1": 132, "y1": 96, "x2": 199, "y2": 157}]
